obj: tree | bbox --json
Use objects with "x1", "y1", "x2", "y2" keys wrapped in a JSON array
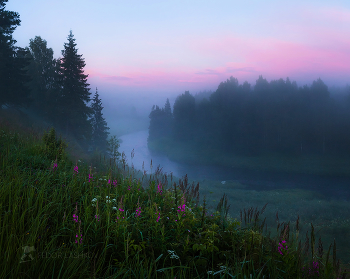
[
  {"x1": 148, "y1": 99, "x2": 173, "y2": 142},
  {"x1": 173, "y1": 91, "x2": 195, "y2": 141},
  {"x1": 0, "y1": 0, "x2": 31, "y2": 108},
  {"x1": 107, "y1": 135, "x2": 121, "y2": 163},
  {"x1": 89, "y1": 87, "x2": 110, "y2": 153},
  {"x1": 148, "y1": 105, "x2": 164, "y2": 141},
  {"x1": 58, "y1": 30, "x2": 93, "y2": 149},
  {"x1": 25, "y1": 36, "x2": 56, "y2": 119},
  {"x1": 163, "y1": 98, "x2": 173, "y2": 137},
  {"x1": 164, "y1": 98, "x2": 171, "y2": 115}
]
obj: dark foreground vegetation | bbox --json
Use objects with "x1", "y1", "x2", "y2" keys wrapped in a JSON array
[{"x1": 1, "y1": 102, "x2": 349, "y2": 279}]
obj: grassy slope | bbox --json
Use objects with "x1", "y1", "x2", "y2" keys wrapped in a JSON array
[{"x1": 1, "y1": 108, "x2": 349, "y2": 278}]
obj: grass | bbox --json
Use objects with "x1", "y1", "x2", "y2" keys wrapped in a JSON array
[{"x1": 1, "y1": 109, "x2": 349, "y2": 278}]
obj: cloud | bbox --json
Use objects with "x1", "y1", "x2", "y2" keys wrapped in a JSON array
[
  {"x1": 195, "y1": 69, "x2": 221, "y2": 75},
  {"x1": 105, "y1": 76, "x2": 132, "y2": 81},
  {"x1": 226, "y1": 67, "x2": 256, "y2": 73}
]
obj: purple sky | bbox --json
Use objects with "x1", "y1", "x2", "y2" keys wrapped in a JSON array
[{"x1": 6, "y1": 0, "x2": 350, "y2": 97}]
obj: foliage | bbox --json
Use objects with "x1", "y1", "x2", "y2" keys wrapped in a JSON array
[
  {"x1": 0, "y1": 0, "x2": 31, "y2": 108},
  {"x1": 56, "y1": 30, "x2": 94, "y2": 149},
  {"x1": 173, "y1": 91, "x2": 196, "y2": 141},
  {"x1": 0, "y1": 123, "x2": 349, "y2": 278},
  {"x1": 25, "y1": 36, "x2": 57, "y2": 120},
  {"x1": 1, "y1": 0, "x2": 108, "y2": 159},
  {"x1": 89, "y1": 87, "x2": 110, "y2": 153},
  {"x1": 107, "y1": 134, "x2": 121, "y2": 162},
  {"x1": 148, "y1": 99, "x2": 173, "y2": 142},
  {"x1": 148, "y1": 76, "x2": 350, "y2": 163},
  {"x1": 42, "y1": 127, "x2": 68, "y2": 162}
]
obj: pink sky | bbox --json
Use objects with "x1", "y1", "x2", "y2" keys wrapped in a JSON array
[{"x1": 6, "y1": 0, "x2": 350, "y2": 96}]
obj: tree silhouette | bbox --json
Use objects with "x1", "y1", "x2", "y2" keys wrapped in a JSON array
[
  {"x1": 148, "y1": 98, "x2": 173, "y2": 142},
  {"x1": 58, "y1": 30, "x2": 93, "y2": 150},
  {"x1": 0, "y1": 0, "x2": 31, "y2": 108},
  {"x1": 148, "y1": 76, "x2": 350, "y2": 160},
  {"x1": 25, "y1": 36, "x2": 56, "y2": 119},
  {"x1": 173, "y1": 91, "x2": 195, "y2": 141},
  {"x1": 89, "y1": 87, "x2": 110, "y2": 153}
]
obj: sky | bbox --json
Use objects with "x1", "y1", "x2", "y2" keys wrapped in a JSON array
[{"x1": 5, "y1": 0, "x2": 350, "y2": 101}]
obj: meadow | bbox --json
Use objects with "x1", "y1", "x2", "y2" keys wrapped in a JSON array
[{"x1": 1, "y1": 108, "x2": 349, "y2": 278}]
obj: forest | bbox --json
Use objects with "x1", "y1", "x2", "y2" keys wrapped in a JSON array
[
  {"x1": 0, "y1": 0, "x2": 112, "y2": 157},
  {"x1": 149, "y1": 76, "x2": 350, "y2": 161}
]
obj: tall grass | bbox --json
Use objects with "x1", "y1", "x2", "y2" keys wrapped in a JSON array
[{"x1": 0, "y1": 109, "x2": 349, "y2": 278}]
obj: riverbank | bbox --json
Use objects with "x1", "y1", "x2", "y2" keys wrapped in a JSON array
[
  {"x1": 1, "y1": 124, "x2": 349, "y2": 278},
  {"x1": 148, "y1": 137, "x2": 350, "y2": 177}
]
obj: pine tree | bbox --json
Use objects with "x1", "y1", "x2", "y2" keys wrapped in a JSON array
[
  {"x1": 0, "y1": 0, "x2": 31, "y2": 108},
  {"x1": 58, "y1": 30, "x2": 93, "y2": 149},
  {"x1": 90, "y1": 87, "x2": 110, "y2": 153}
]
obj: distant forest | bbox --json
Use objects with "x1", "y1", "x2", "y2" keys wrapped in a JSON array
[
  {"x1": 149, "y1": 76, "x2": 350, "y2": 158},
  {"x1": 0, "y1": 0, "x2": 110, "y2": 154}
]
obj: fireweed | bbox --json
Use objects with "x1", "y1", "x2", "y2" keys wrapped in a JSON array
[
  {"x1": 1, "y1": 125, "x2": 348, "y2": 279},
  {"x1": 278, "y1": 240, "x2": 288, "y2": 255}
]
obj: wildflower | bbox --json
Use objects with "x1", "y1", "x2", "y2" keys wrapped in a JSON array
[
  {"x1": 75, "y1": 233, "x2": 83, "y2": 244},
  {"x1": 177, "y1": 204, "x2": 186, "y2": 212},
  {"x1": 73, "y1": 165, "x2": 78, "y2": 175},
  {"x1": 157, "y1": 183, "x2": 163, "y2": 195},
  {"x1": 73, "y1": 214, "x2": 79, "y2": 223},
  {"x1": 92, "y1": 198, "x2": 98, "y2": 206},
  {"x1": 88, "y1": 173, "x2": 93, "y2": 182},
  {"x1": 167, "y1": 250, "x2": 179, "y2": 260},
  {"x1": 302, "y1": 261, "x2": 320, "y2": 277},
  {"x1": 278, "y1": 240, "x2": 288, "y2": 255},
  {"x1": 135, "y1": 207, "x2": 141, "y2": 217},
  {"x1": 52, "y1": 162, "x2": 58, "y2": 171},
  {"x1": 95, "y1": 214, "x2": 100, "y2": 221}
]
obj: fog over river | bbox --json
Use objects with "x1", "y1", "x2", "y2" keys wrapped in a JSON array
[{"x1": 118, "y1": 130, "x2": 350, "y2": 201}]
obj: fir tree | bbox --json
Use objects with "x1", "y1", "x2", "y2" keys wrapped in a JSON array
[
  {"x1": 90, "y1": 87, "x2": 110, "y2": 153},
  {"x1": 0, "y1": 0, "x2": 31, "y2": 108},
  {"x1": 58, "y1": 30, "x2": 93, "y2": 150},
  {"x1": 148, "y1": 99, "x2": 173, "y2": 142},
  {"x1": 25, "y1": 36, "x2": 56, "y2": 119},
  {"x1": 164, "y1": 98, "x2": 172, "y2": 116}
]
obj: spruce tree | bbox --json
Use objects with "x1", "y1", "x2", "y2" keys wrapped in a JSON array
[
  {"x1": 58, "y1": 30, "x2": 93, "y2": 149},
  {"x1": 25, "y1": 36, "x2": 56, "y2": 119},
  {"x1": 90, "y1": 87, "x2": 110, "y2": 153},
  {"x1": 0, "y1": 0, "x2": 31, "y2": 108}
]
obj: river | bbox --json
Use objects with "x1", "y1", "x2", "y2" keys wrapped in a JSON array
[{"x1": 118, "y1": 130, "x2": 350, "y2": 201}]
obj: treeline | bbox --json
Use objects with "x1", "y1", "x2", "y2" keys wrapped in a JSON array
[
  {"x1": 149, "y1": 76, "x2": 350, "y2": 157},
  {"x1": 0, "y1": 0, "x2": 112, "y2": 155}
]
